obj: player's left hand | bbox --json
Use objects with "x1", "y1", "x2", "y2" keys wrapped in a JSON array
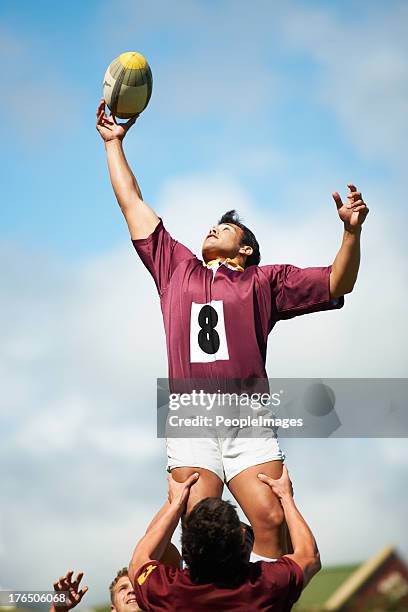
[
  {"x1": 167, "y1": 472, "x2": 199, "y2": 510},
  {"x1": 332, "y1": 184, "x2": 369, "y2": 231},
  {"x1": 52, "y1": 570, "x2": 88, "y2": 612},
  {"x1": 258, "y1": 465, "x2": 294, "y2": 500}
]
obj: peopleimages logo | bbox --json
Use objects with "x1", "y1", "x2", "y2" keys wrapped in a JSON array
[
  {"x1": 168, "y1": 390, "x2": 283, "y2": 411},
  {"x1": 167, "y1": 414, "x2": 304, "y2": 429}
]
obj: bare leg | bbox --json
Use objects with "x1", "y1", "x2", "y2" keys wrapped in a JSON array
[
  {"x1": 171, "y1": 467, "x2": 224, "y2": 514},
  {"x1": 228, "y1": 460, "x2": 289, "y2": 559}
]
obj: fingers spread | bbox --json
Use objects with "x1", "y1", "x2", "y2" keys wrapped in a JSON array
[{"x1": 347, "y1": 183, "x2": 357, "y2": 192}]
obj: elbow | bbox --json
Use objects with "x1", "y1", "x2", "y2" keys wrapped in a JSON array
[
  {"x1": 330, "y1": 283, "x2": 354, "y2": 299},
  {"x1": 308, "y1": 552, "x2": 321, "y2": 579},
  {"x1": 128, "y1": 557, "x2": 137, "y2": 585},
  {"x1": 128, "y1": 547, "x2": 143, "y2": 585},
  {"x1": 119, "y1": 195, "x2": 142, "y2": 216},
  {"x1": 314, "y1": 552, "x2": 322, "y2": 574},
  {"x1": 302, "y1": 554, "x2": 321, "y2": 587},
  {"x1": 341, "y1": 283, "x2": 355, "y2": 296},
  {"x1": 304, "y1": 551, "x2": 321, "y2": 577},
  {"x1": 129, "y1": 544, "x2": 150, "y2": 582},
  {"x1": 292, "y1": 550, "x2": 321, "y2": 587},
  {"x1": 329, "y1": 272, "x2": 356, "y2": 298}
]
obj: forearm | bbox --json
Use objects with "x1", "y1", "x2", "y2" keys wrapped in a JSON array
[
  {"x1": 105, "y1": 139, "x2": 143, "y2": 208},
  {"x1": 145, "y1": 501, "x2": 171, "y2": 533},
  {"x1": 280, "y1": 496, "x2": 318, "y2": 558},
  {"x1": 330, "y1": 226, "x2": 361, "y2": 298},
  {"x1": 104, "y1": 138, "x2": 160, "y2": 239},
  {"x1": 129, "y1": 504, "x2": 181, "y2": 578}
]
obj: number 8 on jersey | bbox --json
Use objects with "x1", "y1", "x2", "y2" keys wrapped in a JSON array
[{"x1": 190, "y1": 300, "x2": 230, "y2": 363}]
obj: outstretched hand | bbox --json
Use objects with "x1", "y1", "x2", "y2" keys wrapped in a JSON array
[
  {"x1": 95, "y1": 99, "x2": 138, "y2": 142},
  {"x1": 258, "y1": 465, "x2": 293, "y2": 501},
  {"x1": 52, "y1": 570, "x2": 88, "y2": 611},
  {"x1": 167, "y1": 472, "x2": 200, "y2": 510},
  {"x1": 332, "y1": 184, "x2": 369, "y2": 231}
]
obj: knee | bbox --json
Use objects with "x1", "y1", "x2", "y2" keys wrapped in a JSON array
[{"x1": 253, "y1": 502, "x2": 284, "y2": 530}]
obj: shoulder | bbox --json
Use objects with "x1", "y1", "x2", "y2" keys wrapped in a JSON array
[
  {"x1": 133, "y1": 561, "x2": 184, "y2": 610},
  {"x1": 134, "y1": 561, "x2": 184, "y2": 590},
  {"x1": 134, "y1": 560, "x2": 162, "y2": 587},
  {"x1": 252, "y1": 264, "x2": 287, "y2": 283},
  {"x1": 259, "y1": 557, "x2": 303, "y2": 587},
  {"x1": 131, "y1": 218, "x2": 164, "y2": 246}
]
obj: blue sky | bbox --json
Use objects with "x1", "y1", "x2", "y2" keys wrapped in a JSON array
[
  {"x1": 2, "y1": 0, "x2": 405, "y2": 256},
  {"x1": 1, "y1": 0, "x2": 408, "y2": 605}
]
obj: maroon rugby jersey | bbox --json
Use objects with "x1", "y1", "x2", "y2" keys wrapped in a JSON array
[
  {"x1": 134, "y1": 557, "x2": 303, "y2": 611},
  {"x1": 132, "y1": 219, "x2": 343, "y2": 385}
]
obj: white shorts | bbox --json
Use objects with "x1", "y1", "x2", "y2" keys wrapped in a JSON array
[{"x1": 166, "y1": 435, "x2": 285, "y2": 483}]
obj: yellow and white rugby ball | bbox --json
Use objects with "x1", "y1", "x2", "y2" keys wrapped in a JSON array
[{"x1": 103, "y1": 52, "x2": 153, "y2": 119}]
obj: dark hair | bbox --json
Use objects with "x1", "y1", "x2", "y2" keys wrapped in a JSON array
[
  {"x1": 109, "y1": 567, "x2": 128, "y2": 603},
  {"x1": 181, "y1": 498, "x2": 249, "y2": 588},
  {"x1": 218, "y1": 209, "x2": 260, "y2": 267}
]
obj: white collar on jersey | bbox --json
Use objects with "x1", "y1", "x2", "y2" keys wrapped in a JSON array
[{"x1": 204, "y1": 258, "x2": 245, "y2": 273}]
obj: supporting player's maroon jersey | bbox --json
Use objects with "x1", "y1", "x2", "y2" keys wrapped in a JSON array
[
  {"x1": 134, "y1": 557, "x2": 303, "y2": 611},
  {"x1": 133, "y1": 219, "x2": 343, "y2": 387}
]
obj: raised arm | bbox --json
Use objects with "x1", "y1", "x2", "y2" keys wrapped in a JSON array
[
  {"x1": 128, "y1": 473, "x2": 199, "y2": 583},
  {"x1": 329, "y1": 183, "x2": 369, "y2": 298},
  {"x1": 96, "y1": 99, "x2": 159, "y2": 240},
  {"x1": 258, "y1": 467, "x2": 321, "y2": 588}
]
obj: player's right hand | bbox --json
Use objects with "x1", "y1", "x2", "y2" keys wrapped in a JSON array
[
  {"x1": 257, "y1": 465, "x2": 294, "y2": 500},
  {"x1": 96, "y1": 99, "x2": 138, "y2": 142}
]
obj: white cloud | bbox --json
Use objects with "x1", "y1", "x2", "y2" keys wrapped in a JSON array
[{"x1": 280, "y1": 4, "x2": 408, "y2": 165}]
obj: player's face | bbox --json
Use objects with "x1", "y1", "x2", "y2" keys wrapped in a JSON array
[
  {"x1": 111, "y1": 576, "x2": 142, "y2": 612},
  {"x1": 202, "y1": 223, "x2": 244, "y2": 262}
]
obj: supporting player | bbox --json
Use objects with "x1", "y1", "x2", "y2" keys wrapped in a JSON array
[
  {"x1": 129, "y1": 467, "x2": 320, "y2": 610},
  {"x1": 96, "y1": 100, "x2": 369, "y2": 560}
]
